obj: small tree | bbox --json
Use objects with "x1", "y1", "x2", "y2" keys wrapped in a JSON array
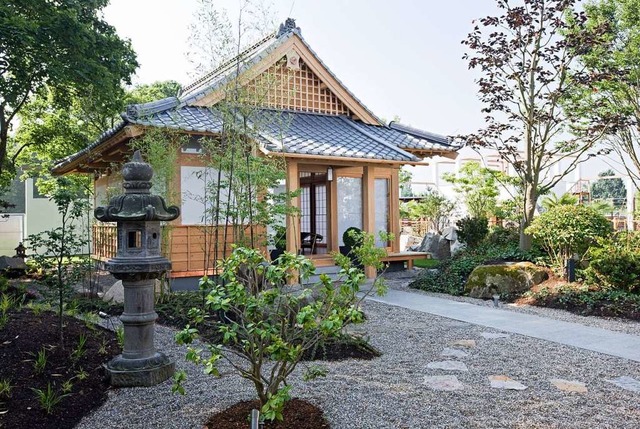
[
  {"x1": 442, "y1": 161, "x2": 502, "y2": 219},
  {"x1": 591, "y1": 170, "x2": 626, "y2": 208},
  {"x1": 27, "y1": 177, "x2": 90, "y2": 346},
  {"x1": 174, "y1": 238, "x2": 386, "y2": 421},
  {"x1": 526, "y1": 204, "x2": 612, "y2": 271},
  {"x1": 400, "y1": 189, "x2": 455, "y2": 233},
  {"x1": 463, "y1": 0, "x2": 611, "y2": 250}
]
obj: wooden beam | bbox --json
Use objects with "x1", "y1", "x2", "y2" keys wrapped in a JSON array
[
  {"x1": 390, "y1": 168, "x2": 401, "y2": 253},
  {"x1": 329, "y1": 173, "x2": 338, "y2": 253},
  {"x1": 362, "y1": 165, "x2": 376, "y2": 278},
  {"x1": 285, "y1": 159, "x2": 300, "y2": 283}
]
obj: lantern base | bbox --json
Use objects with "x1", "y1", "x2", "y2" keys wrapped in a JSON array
[{"x1": 105, "y1": 352, "x2": 175, "y2": 387}]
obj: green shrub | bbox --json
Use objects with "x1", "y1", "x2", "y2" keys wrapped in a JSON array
[
  {"x1": 456, "y1": 216, "x2": 488, "y2": 248},
  {"x1": 485, "y1": 225, "x2": 519, "y2": 246},
  {"x1": 409, "y1": 242, "x2": 538, "y2": 295},
  {"x1": 585, "y1": 232, "x2": 640, "y2": 293},
  {"x1": 342, "y1": 227, "x2": 363, "y2": 248},
  {"x1": 525, "y1": 205, "x2": 612, "y2": 271},
  {"x1": 524, "y1": 283, "x2": 640, "y2": 320}
]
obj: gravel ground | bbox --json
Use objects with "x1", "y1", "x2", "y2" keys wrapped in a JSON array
[
  {"x1": 79, "y1": 298, "x2": 640, "y2": 429},
  {"x1": 385, "y1": 269, "x2": 640, "y2": 337}
]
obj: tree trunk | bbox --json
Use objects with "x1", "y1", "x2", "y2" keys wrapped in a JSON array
[{"x1": 519, "y1": 184, "x2": 538, "y2": 251}]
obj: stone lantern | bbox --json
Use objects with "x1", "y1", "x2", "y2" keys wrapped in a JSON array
[{"x1": 95, "y1": 151, "x2": 180, "y2": 386}]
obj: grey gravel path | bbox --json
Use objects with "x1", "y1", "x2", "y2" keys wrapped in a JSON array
[{"x1": 78, "y1": 300, "x2": 640, "y2": 429}]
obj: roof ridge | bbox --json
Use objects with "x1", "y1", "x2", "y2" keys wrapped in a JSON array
[
  {"x1": 124, "y1": 97, "x2": 180, "y2": 120},
  {"x1": 338, "y1": 116, "x2": 419, "y2": 162},
  {"x1": 179, "y1": 31, "x2": 278, "y2": 98},
  {"x1": 388, "y1": 121, "x2": 453, "y2": 147}
]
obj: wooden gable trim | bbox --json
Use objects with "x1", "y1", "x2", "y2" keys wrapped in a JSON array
[
  {"x1": 290, "y1": 36, "x2": 379, "y2": 125},
  {"x1": 190, "y1": 34, "x2": 380, "y2": 125}
]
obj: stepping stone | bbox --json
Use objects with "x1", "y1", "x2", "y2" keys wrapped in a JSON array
[
  {"x1": 480, "y1": 332, "x2": 510, "y2": 339},
  {"x1": 423, "y1": 375, "x2": 464, "y2": 391},
  {"x1": 489, "y1": 375, "x2": 527, "y2": 390},
  {"x1": 427, "y1": 361, "x2": 468, "y2": 371},
  {"x1": 550, "y1": 379, "x2": 588, "y2": 393},
  {"x1": 441, "y1": 348, "x2": 469, "y2": 359},
  {"x1": 606, "y1": 376, "x2": 640, "y2": 393},
  {"x1": 450, "y1": 339, "x2": 476, "y2": 348}
]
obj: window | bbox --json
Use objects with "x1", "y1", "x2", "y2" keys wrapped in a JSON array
[
  {"x1": 337, "y1": 177, "x2": 362, "y2": 245},
  {"x1": 374, "y1": 178, "x2": 390, "y2": 247}
]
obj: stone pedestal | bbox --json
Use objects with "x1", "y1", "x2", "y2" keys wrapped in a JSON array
[{"x1": 105, "y1": 276, "x2": 174, "y2": 387}]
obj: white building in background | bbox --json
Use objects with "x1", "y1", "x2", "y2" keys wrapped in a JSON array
[
  {"x1": 0, "y1": 177, "x2": 91, "y2": 256},
  {"x1": 403, "y1": 146, "x2": 638, "y2": 230}
]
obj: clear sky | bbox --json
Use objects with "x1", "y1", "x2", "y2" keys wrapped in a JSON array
[{"x1": 103, "y1": 0, "x2": 497, "y2": 136}]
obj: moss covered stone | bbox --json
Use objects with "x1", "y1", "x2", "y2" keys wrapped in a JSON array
[{"x1": 464, "y1": 262, "x2": 548, "y2": 299}]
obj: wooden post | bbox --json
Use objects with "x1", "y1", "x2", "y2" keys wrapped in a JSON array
[
  {"x1": 362, "y1": 165, "x2": 376, "y2": 279},
  {"x1": 286, "y1": 160, "x2": 300, "y2": 254},
  {"x1": 329, "y1": 170, "x2": 338, "y2": 252},
  {"x1": 390, "y1": 168, "x2": 401, "y2": 253}
]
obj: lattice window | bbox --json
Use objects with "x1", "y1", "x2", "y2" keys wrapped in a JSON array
[{"x1": 245, "y1": 58, "x2": 351, "y2": 115}]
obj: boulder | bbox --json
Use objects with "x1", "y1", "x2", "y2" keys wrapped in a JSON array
[
  {"x1": 442, "y1": 226, "x2": 458, "y2": 242},
  {"x1": 434, "y1": 235, "x2": 451, "y2": 260},
  {"x1": 450, "y1": 239, "x2": 466, "y2": 256},
  {"x1": 418, "y1": 232, "x2": 441, "y2": 254},
  {"x1": 464, "y1": 262, "x2": 548, "y2": 299},
  {"x1": 103, "y1": 279, "x2": 168, "y2": 304}
]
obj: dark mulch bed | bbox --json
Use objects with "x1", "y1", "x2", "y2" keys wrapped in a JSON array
[
  {"x1": 0, "y1": 308, "x2": 119, "y2": 429},
  {"x1": 302, "y1": 334, "x2": 381, "y2": 361},
  {"x1": 204, "y1": 398, "x2": 330, "y2": 429}
]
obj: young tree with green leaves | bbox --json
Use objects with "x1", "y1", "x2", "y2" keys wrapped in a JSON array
[
  {"x1": 463, "y1": 0, "x2": 611, "y2": 251},
  {"x1": 27, "y1": 177, "x2": 90, "y2": 347},
  {"x1": 575, "y1": 0, "x2": 640, "y2": 191},
  {"x1": 442, "y1": 161, "x2": 501, "y2": 219},
  {"x1": 591, "y1": 170, "x2": 627, "y2": 208}
]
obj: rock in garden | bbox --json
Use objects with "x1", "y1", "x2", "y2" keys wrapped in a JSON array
[
  {"x1": 423, "y1": 375, "x2": 465, "y2": 391},
  {"x1": 418, "y1": 232, "x2": 441, "y2": 254},
  {"x1": 480, "y1": 332, "x2": 511, "y2": 339},
  {"x1": 606, "y1": 376, "x2": 640, "y2": 393},
  {"x1": 427, "y1": 361, "x2": 469, "y2": 371},
  {"x1": 489, "y1": 375, "x2": 527, "y2": 390},
  {"x1": 441, "y1": 226, "x2": 458, "y2": 242},
  {"x1": 441, "y1": 348, "x2": 469, "y2": 358},
  {"x1": 434, "y1": 235, "x2": 452, "y2": 260},
  {"x1": 450, "y1": 339, "x2": 476, "y2": 348},
  {"x1": 449, "y1": 239, "x2": 466, "y2": 256},
  {"x1": 464, "y1": 262, "x2": 549, "y2": 299},
  {"x1": 103, "y1": 280, "x2": 124, "y2": 303},
  {"x1": 550, "y1": 379, "x2": 588, "y2": 393}
]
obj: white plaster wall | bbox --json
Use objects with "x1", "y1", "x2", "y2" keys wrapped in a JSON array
[{"x1": 0, "y1": 214, "x2": 24, "y2": 256}]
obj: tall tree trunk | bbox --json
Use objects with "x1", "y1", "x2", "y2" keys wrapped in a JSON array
[{"x1": 519, "y1": 183, "x2": 538, "y2": 251}]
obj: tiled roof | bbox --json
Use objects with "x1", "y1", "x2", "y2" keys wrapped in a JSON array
[
  {"x1": 52, "y1": 19, "x2": 459, "y2": 173},
  {"x1": 253, "y1": 109, "x2": 420, "y2": 162},
  {"x1": 354, "y1": 121, "x2": 455, "y2": 152}
]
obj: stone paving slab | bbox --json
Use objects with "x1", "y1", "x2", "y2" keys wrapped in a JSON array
[{"x1": 365, "y1": 288, "x2": 640, "y2": 362}]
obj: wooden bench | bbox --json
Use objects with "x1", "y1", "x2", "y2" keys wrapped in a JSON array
[{"x1": 381, "y1": 251, "x2": 431, "y2": 270}]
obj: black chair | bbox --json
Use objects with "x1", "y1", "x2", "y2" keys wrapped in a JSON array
[{"x1": 300, "y1": 232, "x2": 323, "y2": 254}]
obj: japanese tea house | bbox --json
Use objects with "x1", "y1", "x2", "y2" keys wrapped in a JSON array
[{"x1": 52, "y1": 19, "x2": 459, "y2": 286}]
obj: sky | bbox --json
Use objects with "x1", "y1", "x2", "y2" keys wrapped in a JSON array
[
  {"x1": 102, "y1": 0, "x2": 496, "y2": 136},
  {"x1": 101, "y1": 0, "x2": 631, "y2": 181}
]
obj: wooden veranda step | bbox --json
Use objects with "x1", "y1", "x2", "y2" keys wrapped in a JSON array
[{"x1": 381, "y1": 251, "x2": 431, "y2": 269}]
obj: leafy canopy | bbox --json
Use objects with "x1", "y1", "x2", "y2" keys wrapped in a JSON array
[{"x1": 0, "y1": 0, "x2": 138, "y2": 177}]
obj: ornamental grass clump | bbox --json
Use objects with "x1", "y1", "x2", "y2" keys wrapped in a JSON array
[{"x1": 174, "y1": 243, "x2": 386, "y2": 422}]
